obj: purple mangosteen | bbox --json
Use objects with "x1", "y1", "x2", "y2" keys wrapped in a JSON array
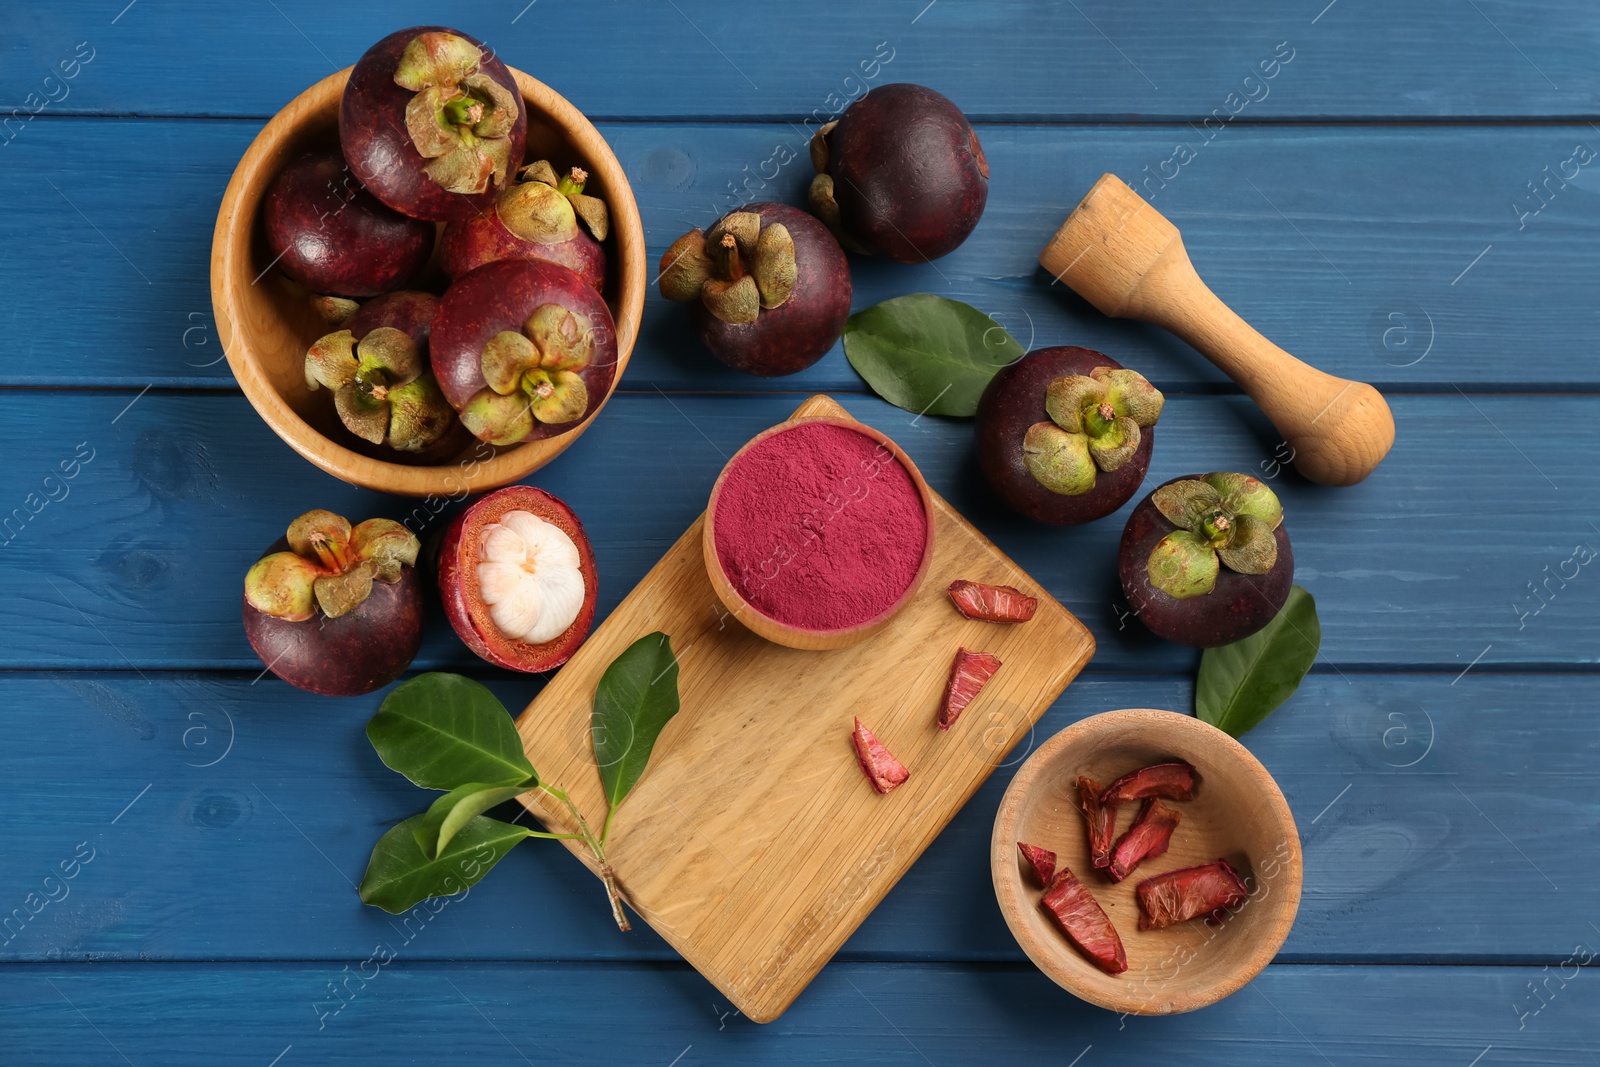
[
  {"x1": 657, "y1": 202, "x2": 851, "y2": 377},
  {"x1": 340, "y1": 26, "x2": 527, "y2": 222},
  {"x1": 242, "y1": 510, "x2": 424, "y2": 696},
  {"x1": 430, "y1": 258, "x2": 618, "y2": 445},
  {"x1": 261, "y1": 148, "x2": 433, "y2": 297}
]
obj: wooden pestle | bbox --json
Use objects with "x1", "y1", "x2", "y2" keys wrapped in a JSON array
[{"x1": 1039, "y1": 173, "x2": 1394, "y2": 487}]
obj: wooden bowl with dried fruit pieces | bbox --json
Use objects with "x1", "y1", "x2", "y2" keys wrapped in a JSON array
[{"x1": 991, "y1": 708, "x2": 1302, "y2": 1014}]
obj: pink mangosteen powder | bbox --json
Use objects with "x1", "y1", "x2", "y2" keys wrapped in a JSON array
[{"x1": 712, "y1": 422, "x2": 928, "y2": 631}]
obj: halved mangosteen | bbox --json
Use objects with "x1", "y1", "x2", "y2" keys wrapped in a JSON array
[{"x1": 437, "y1": 486, "x2": 597, "y2": 672}]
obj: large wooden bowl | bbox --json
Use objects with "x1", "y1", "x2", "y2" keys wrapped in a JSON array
[
  {"x1": 702, "y1": 415, "x2": 936, "y2": 650},
  {"x1": 211, "y1": 67, "x2": 645, "y2": 497},
  {"x1": 992, "y1": 708, "x2": 1302, "y2": 1014}
]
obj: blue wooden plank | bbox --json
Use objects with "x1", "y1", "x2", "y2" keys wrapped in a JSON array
[
  {"x1": 2, "y1": 119, "x2": 1596, "y2": 389},
  {"x1": 5, "y1": 0, "x2": 1599, "y2": 120},
  {"x1": 1, "y1": 961, "x2": 1593, "y2": 1064},
  {"x1": 0, "y1": 392, "x2": 1594, "y2": 672},
  {"x1": 3, "y1": 669, "x2": 1593, "y2": 964}
]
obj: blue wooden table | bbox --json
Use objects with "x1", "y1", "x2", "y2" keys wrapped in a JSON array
[{"x1": 5, "y1": 2, "x2": 1598, "y2": 1062}]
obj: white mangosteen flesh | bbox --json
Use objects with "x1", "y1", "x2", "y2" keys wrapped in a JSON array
[{"x1": 475, "y1": 510, "x2": 586, "y2": 644}]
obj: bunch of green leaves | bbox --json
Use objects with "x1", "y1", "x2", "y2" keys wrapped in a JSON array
[
  {"x1": 1195, "y1": 585, "x2": 1320, "y2": 737},
  {"x1": 359, "y1": 632, "x2": 681, "y2": 928},
  {"x1": 843, "y1": 294, "x2": 1023, "y2": 417}
]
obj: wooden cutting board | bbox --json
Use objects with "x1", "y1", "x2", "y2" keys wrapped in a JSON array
[{"x1": 514, "y1": 394, "x2": 1095, "y2": 1022}]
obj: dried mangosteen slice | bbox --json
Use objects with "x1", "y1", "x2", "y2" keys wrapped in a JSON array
[
  {"x1": 1017, "y1": 842, "x2": 1057, "y2": 887},
  {"x1": 241, "y1": 510, "x2": 423, "y2": 697},
  {"x1": 851, "y1": 717, "x2": 909, "y2": 795},
  {"x1": 1106, "y1": 798, "x2": 1182, "y2": 883},
  {"x1": 1136, "y1": 860, "x2": 1250, "y2": 931},
  {"x1": 437, "y1": 486, "x2": 598, "y2": 674},
  {"x1": 947, "y1": 579, "x2": 1038, "y2": 623},
  {"x1": 1039, "y1": 865, "x2": 1127, "y2": 975},
  {"x1": 938, "y1": 648, "x2": 1002, "y2": 730},
  {"x1": 1101, "y1": 761, "x2": 1199, "y2": 804},
  {"x1": 1076, "y1": 775, "x2": 1117, "y2": 870}
]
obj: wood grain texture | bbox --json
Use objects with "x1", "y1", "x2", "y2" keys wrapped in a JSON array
[
  {"x1": 7, "y1": 0, "x2": 1599, "y2": 119},
  {"x1": 4, "y1": 122, "x2": 1599, "y2": 391},
  {"x1": 510, "y1": 394, "x2": 1094, "y2": 1021},
  {"x1": 0, "y1": 670, "x2": 1592, "y2": 965},
  {"x1": 1, "y1": 391, "x2": 1595, "y2": 672},
  {"x1": 0, "y1": 961, "x2": 1594, "y2": 1065},
  {"x1": 1042, "y1": 173, "x2": 1394, "y2": 485}
]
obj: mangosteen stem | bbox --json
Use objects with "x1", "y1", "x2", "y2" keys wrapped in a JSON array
[
  {"x1": 441, "y1": 95, "x2": 482, "y2": 128},
  {"x1": 1083, "y1": 401, "x2": 1116, "y2": 438},
  {"x1": 716, "y1": 233, "x2": 745, "y2": 281},
  {"x1": 557, "y1": 167, "x2": 587, "y2": 196},
  {"x1": 600, "y1": 863, "x2": 631, "y2": 932},
  {"x1": 308, "y1": 535, "x2": 348, "y2": 573}
]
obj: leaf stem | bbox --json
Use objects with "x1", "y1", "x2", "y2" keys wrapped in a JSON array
[{"x1": 538, "y1": 782, "x2": 629, "y2": 931}]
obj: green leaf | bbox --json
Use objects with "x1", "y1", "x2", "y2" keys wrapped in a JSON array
[
  {"x1": 592, "y1": 632, "x2": 681, "y2": 813},
  {"x1": 366, "y1": 673, "x2": 537, "y2": 791},
  {"x1": 412, "y1": 779, "x2": 538, "y2": 859},
  {"x1": 359, "y1": 814, "x2": 533, "y2": 914},
  {"x1": 1196, "y1": 586, "x2": 1321, "y2": 738},
  {"x1": 843, "y1": 295, "x2": 1023, "y2": 417}
]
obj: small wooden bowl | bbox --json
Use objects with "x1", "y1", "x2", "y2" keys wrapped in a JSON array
[
  {"x1": 211, "y1": 67, "x2": 645, "y2": 497},
  {"x1": 702, "y1": 415, "x2": 936, "y2": 650},
  {"x1": 992, "y1": 708, "x2": 1302, "y2": 1014}
]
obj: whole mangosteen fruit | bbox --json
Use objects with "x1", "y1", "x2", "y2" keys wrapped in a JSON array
[
  {"x1": 242, "y1": 510, "x2": 424, "y2": 696},
  {"x1": 976, "y1": 346, "x2": 1165, "y2": 525},
  {"x1": 304, "y1": 290, "x2": 458, "y2": 456},
  {"x1": 431, "y1": 258, "x2": 619, "y2": 445},
  {"x1": 340, "y1": 26, "x2": 527, "y2": 222},
  {"x1": 261, "y1": 149, "x2": 433, "y2": 297},
  {"x1": 440, "y1": 160, "x2": 608, "y2": 291},
  {"x1": 657, "y1": 202, "x2": 851, "y2": 377},
  {"x1": 1118, "y1": 473, "x2": 1294, "y2": 648},
  {"x1": 808, "y1": 83, "x2": 988, "y2": 262},
  {"x1": 437, "y1": 486, "x2": 597, "y2": 672}
]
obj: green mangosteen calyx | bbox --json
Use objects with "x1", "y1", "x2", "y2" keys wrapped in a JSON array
[
  {"x1": 461, "y1": 304, "x2": 595, "y2": 445},
  {"x1": 244, "y1": 510, "x2": 420, "y2": 622},
  {"x1": 657, "y1": 212, "x2": 798, "y2": 325},
  {"x1": 496, "y1": 160, "x2": 610, "y2": 246},
  {"x1": 305, "y1": 327, "x2": 454, "y2": 452},
  {"x1": 1146, "y1": 473, "x2": 1283, "y2": 599},
  {"x1": 394, "y1": 31, "x2": 519, "y2": 195},
  {"x1": 1023, "y1": 367, "x2": 1165, "y2": 495}
]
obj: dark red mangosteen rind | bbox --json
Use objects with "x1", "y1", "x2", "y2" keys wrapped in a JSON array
[
  {"x1": 822, "y1": 83, "x2": 987, "y2": 262},
  {"x1": 439, "y1": 200, "x2": 607, "y2": 292},
  {"x1": 430, "y1": 258, "x2": 619, "y2": 442},
  {"x1": 975, "y1": 346, "x2": 1154, "y2": 525},
  {"x1": 437, "y1": 486, "x2": 597, "y2": 672},
  {"x1": 241, "y1": 536, "x2": 423, "y2": 697},
  {"x1": 339, "y1": 26, "x2": 527, "y2": 223},
  {"x1": 693, "y1": 203, "x2": 851, "y2": 377},
  {"x1": 348, "y1": 290, "x2": 439, "y2": 349},
  {"x1": 1118, "y1": 475, "x2": 1295, "y2": 648},
  {"x1": 261, "y1": 149, "x2": 434, "y2": 297}
]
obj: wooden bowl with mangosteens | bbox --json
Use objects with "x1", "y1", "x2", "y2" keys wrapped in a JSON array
[{"x1": 212, "y1": 27, "x2": 645, "y2": 497}]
